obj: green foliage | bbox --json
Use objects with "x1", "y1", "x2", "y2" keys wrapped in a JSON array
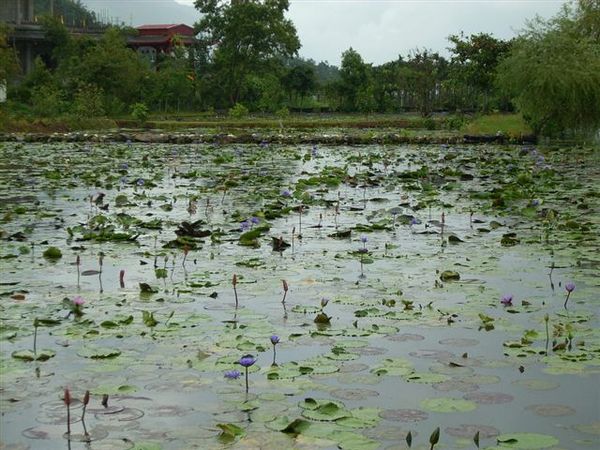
[
  {"x1": 276, "y1": 106, "x2": 290, "y2": 119},
  {"x1": 194, "y1": 0, "x2": 300, "y2": 106},
  {"x1": 228, "y1": 103, "x2": 249, "y2": 119},
  {"x1": 497, "y1": 1, "x2": 600, "y2": 135},
  {"x1": 0, "y1": 25, "x2": 20, "y2": 81},
  {"x1": 337, "y1": 48, "x2": 372, "y2": 112},
  {"x1": 72, "y1": 83, "x2": 105, "y2": 117},
  {"x1": 447, "y1": 32, "x2": 512, "y2": 111},
  {"x1": 131, "y1": 102, "x2": 149, "y2": 124},
  {"x1": 405, "y1": 50, "x2": 448, "y2": 117},
  {"x1": 31, "y1": 84, "x2": 66, "y2": 117}
]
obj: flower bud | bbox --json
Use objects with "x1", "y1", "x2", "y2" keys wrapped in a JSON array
[{"x1": 64, "y1": 388, "x2": 71, "y2": 406}]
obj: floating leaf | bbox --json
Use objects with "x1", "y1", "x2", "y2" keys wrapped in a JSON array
[
  {"x1": 496, "y1": 432, "x2": 559, "y2": 449},
  {"x1": 421, "y1": 397, "x2": 477, "y2": 413}
]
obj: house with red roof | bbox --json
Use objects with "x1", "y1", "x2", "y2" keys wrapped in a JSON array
[{"x1": 128, "y1": 24, "x2": 196, "y2": 64}]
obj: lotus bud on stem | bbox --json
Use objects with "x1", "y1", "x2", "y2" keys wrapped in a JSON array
[
  {"x1": 76, "y1": 255, "x2": 81, "y2": 287},
  {"x1": 281, "y1": 279, "x2": 288, "y2": 304},
  {"x1": 232, "y1": 274, "x2": 239, "y2": 309},
  {"x1": 441, "y1": 212, "x2": 445, "y2": 237},
  {"x1": 119, "y1": 269, "x2": 125, "y2": 288},
  {"x1": 64, "y1": 388, "x2": 72, "y2": 435},
  {"x1": 81, "y1": 390, "x2": 90, "y2": 438},
  {"x1": 544, "y1": 313, "x2": 550, "y2": 354},
  {"x1": 406, "y1": 430, "x2": 412, "y2": 448},
  {"x1": 33, "y1": 318, "x2": 39, "y2": 357},
  {"x1": 430, "y1": 426, "x2": 440, "y2": 450},
  {"x1": 182, "y1": 244, "x2": 190, "y2": 267}
]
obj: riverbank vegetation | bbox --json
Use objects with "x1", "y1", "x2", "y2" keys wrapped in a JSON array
[{"x1": 1, "y1": 0, "x2": 598, "y2": 139}]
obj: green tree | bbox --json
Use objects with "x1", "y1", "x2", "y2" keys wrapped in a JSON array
[
  {"x1": 337, "y1": 48, "x2": 373, "y2": 112},
  {"x1": 447, "y1": 32, "x2": 512, "y2": 111},
  {"x1": 282, "y1": 64, "x2": 316, "y2": 105},
  {"x1": 405, "y1": 50, "x2": 448, "y2": 116},
  {"x1": 60, "y1": 28, "x2": 148, "y2": 113},
  {"x1": 497, "y1": 0, "x2": 600, "y2": 135},
  {"x1": 194, "y1": 0, "x2": 300, "y2": 107}
]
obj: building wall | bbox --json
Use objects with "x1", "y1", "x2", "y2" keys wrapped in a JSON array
[
  {"x1": 0, "y1": 0, "x2": 34, "y2": 24},
  {"x1": 0, "y1": 0, "x2": 19, "y2": 22}
]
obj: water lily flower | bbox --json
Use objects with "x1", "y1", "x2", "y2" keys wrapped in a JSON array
[
  {"x1": 73, "y1": 296, "x2": 85, "y2": 307},
  {"x1": 360, "y1": 235, "x2": 368, "y2": 244},
  {"x1": 282, "y1": 189, "x2": 291, "y2": 197},
  {"x1": 224, "y1": 369, "x2": 241, "y2": 380},
  {"x1": 410, "y1": 217, "x2": 419, "y2": 226},
  {"x1": 250, "y1": 217, "x2": 260, "y2": 225},
  {"x1": 240, "y1": 220, "x2": 251, "y2": 232},
  {"x1": 320, "y1": 297, "x2": 329, "y2": 308},
  {"x1": 563, "y1": 282, "x2": 575, "y2": 309},
  {"x1": 136, "y1": 178, "x2": 145, "y2": 186},
  {"x1": 311, "y1": 145, "x2": 318, "y2": 157},
  {"x1": 239, "y1": 354, "x2": 256, "y2": 393},
  {"x1": 239, "y1": 355, "x2": 256, "y2": 367},
  {"x1": 501, "y1": 294, "x2": 513, "y2": 306},
  {"x1": 119, "y1": 163, "x2": 129, "y2": 170},
  {"x1": 270, "y1": 335, "x2": 280, "y2": 345}
]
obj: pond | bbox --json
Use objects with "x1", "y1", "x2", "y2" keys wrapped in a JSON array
[{"x1": 0, "y1": 141, "x2": 598, "y2": 450}]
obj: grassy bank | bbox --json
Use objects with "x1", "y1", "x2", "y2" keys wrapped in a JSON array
[{"x1": 1, "y1": 107, "x2": 533, "y2": 139}]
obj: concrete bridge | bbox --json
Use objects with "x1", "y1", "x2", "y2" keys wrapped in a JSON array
[{"x1": 1, "y1": 0, "x2": 104, "y2": 74}]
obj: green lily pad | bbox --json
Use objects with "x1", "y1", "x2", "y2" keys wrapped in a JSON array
[
  {"x1": 11, "y1": 349, "x2": 56, "y2": 361},
  {"x1": 420, "y1": 397, "x2": 477, "y2": 413},
  {"x1": 77, "y1": 347, "x2": 121, "y2": 359},
  {"x1": 496, "y1": 432, "x2": 559, "y2": 448}
]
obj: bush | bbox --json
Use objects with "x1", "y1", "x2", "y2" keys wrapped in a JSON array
[
  {"x1": 31, "y1": 85, "x2": 66, "y2": 117},
  {"x1": 228, "y1": 103, "x2": 249, "y2": 119},
  {"x1": 275, "y1": 107, "x2": 290, "y2": 119},
  {"x1": 72, "y1": 83, "x2": 105, "y2": 118},
  {"x1": 131, "y1": 102, "x2": 149, "y2": 124}
]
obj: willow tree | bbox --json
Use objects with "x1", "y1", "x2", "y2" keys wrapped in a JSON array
[
  {"x1": 194, "y1": 0, "x2": 300, "y2": 107},
  {"x1": 497, "y1": 0, "x2": 600, "y2": 136}
]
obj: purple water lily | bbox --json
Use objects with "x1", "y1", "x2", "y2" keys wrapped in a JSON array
[
  {"x1": 501, "y1": 294, "x2": 513, "y2": 306},
  {"x1": 239, "y1": 355, "x2": 256, "y2": 368},
  {"x1": 224, "y1": 369, "x2": 241, "y2": 380},
  {"x1": 239, "y1": 354, "x2": 256, "y2": 393},
  {"x1": 270, "y1": 335, "x2": 280, "y2": 365},
  {"x1": 282, "y1": 189, "x2": 291, "y2": 198},
  {"x1": 564, "y1": 282, "x2": 575, "y2": 309}
]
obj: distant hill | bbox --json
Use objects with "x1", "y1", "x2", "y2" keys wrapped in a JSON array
[{"x1": 80, "y1": 0, "x2": 200, "y2": 27}]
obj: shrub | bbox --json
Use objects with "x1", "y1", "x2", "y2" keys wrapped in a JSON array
[
  {"x1": 131, "y1": 102, "x2": 149, "y2": 124},
  {"x1": 228, "y1": 103, "x2": 249, "y2": 119}
]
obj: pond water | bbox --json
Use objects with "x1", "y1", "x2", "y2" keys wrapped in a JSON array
[{"x1": 0, "y1": 142, "x2": 598, "y2": 450}]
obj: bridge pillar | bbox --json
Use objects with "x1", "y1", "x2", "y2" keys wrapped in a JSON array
[{"x1": 27, "y1": 0, "x2": 34, "y2": 22}]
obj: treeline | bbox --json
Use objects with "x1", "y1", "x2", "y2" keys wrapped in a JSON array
[{"x1": 1, "y1": 0, "x2": 599, "y2": 136}]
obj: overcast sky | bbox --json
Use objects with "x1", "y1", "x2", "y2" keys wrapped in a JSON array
[{"x1": 82, "y1": 0, "x2": 565, "y2": 65}]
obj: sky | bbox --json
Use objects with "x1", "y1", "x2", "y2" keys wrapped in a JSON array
[{"x1": 81, "y1": 0, "x2": 566, "y2": 65}]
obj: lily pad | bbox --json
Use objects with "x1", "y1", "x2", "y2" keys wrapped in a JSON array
[
  {"x1": 496, "y1": 432, "x2": 559, "y2": 449},
  {"x1": 420, "y1": 397, "x2": 477, "y2": 413}
]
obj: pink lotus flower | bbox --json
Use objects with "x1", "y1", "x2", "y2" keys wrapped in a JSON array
[{"x1": 72, "y1": 296, "x2": 85, "y2": 306}]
